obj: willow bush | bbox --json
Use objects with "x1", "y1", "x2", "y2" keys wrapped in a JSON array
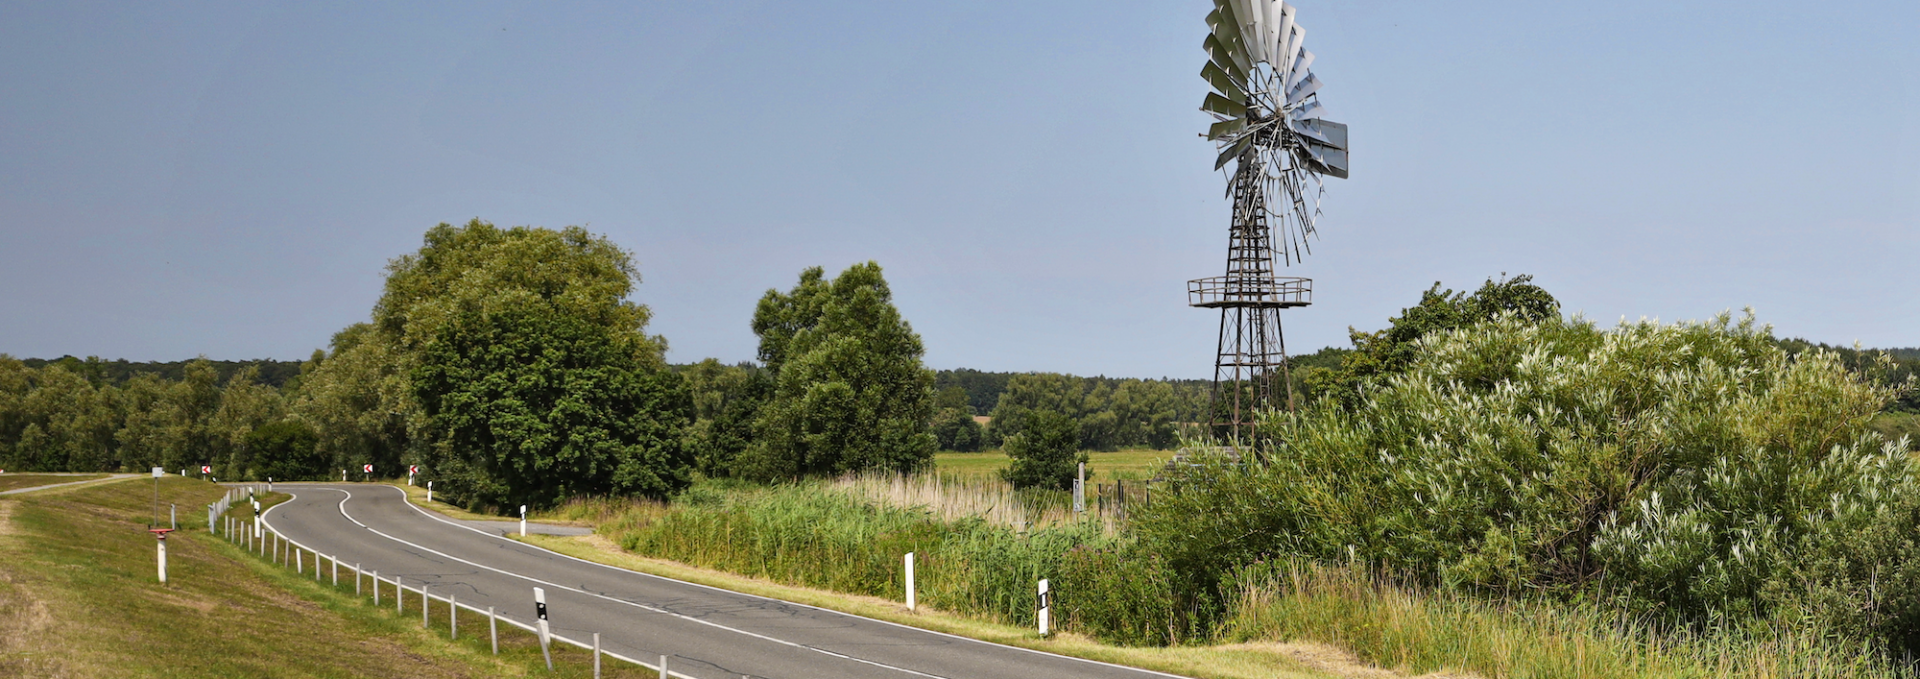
[{"x1": 1133, "y1": 312, "x2": 1916, "y2": 652}]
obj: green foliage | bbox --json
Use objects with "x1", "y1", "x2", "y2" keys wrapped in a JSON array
[
  {"x1": 1000, "y1": 410, "x2": 1086, "y2": 490},
  {"x1": 1305, "y1": 274, "x2": 1559, "y2": 405},
  {"x1": 1134, "y1": 311, "x2": 1917, "y2": 650},
  {"x1": 19, "y1": 355, "x2": 306, "y2": 388},
  {"x1": 933, "y1": 369, "x2": 1012, "y2": 414},
  {"x1": 289, "y1": 324, "x2": 415, "y2": 479},
  {"x1": 930, "y1": 407, "x2": 984, "y2": 452},
  {"x1": 678, "y1": 359, "x2": 772, "y2": 477},
  {"x1": 985, "y1": 374, "x2": 1202, "y2": 451},
  {"x1": 740, "y1": 263, "x2": 936, "y2": 480},
  {"x1": 246, "y1": 420, "x2": 324, "y2": 481}
]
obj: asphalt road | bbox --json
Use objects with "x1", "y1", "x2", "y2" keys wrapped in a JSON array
[{"x1": 261, "y1": 483, "x2": 1188, "y2": 679}]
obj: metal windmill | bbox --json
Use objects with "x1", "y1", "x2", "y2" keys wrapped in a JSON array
[{"x1": 1186, "y1": 0, "x2": 1348, "y2": 447}]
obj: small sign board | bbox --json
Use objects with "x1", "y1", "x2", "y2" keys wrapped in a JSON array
[
  {"x1": 363, "y1": 464, "x2": 374, "y2": 473},
  {"x1": 152, "y1": 467, "x2": 164, "y2": 478}
]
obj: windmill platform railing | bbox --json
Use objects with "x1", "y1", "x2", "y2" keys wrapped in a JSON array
[{"x1": 1187, "y1": 276, "x2": 1312, "y2": 308}]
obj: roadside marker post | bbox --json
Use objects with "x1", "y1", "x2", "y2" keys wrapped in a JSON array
[
  {"x1": 534, "y1": 587, "x2": 553, "y2": 670},
  {"x1": 150, "y1": 528, "x2": 174, "y2": 584},
  {"x1": 593, "y1": 633, "x2": 601, "y2": 678},
  {"x1": 520, "y1": 505, "x2": 528, "y2": 537},
  {"x1": 905, "y1": 552, "x2": 916, "y2": 610},
  {"x1": 427, "y1": 481, "x2": 433, "y2": 504},
  {"x1": 1037, "y1": 578, "x2": 1051, "y2": 637},
  {"x1": 658, "y1": 654, "x2": 668, "y2": 679},
  {"x1": 363, "y1": 464, "x2": 372, "y2": 482},
  {"x1": 408, "y1": 465, "x2": 416, "y2": 486}
]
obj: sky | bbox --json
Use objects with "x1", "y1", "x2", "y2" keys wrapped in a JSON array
[{"x1": 1, "y1": 0, "x2": 1915, "y2": 378}]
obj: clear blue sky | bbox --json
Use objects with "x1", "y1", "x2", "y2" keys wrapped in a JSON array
[{"x1": 2, "y1": 1, "x2": 1914, "y2": 377}]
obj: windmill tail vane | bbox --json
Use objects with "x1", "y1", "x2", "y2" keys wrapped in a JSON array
[{"x1": 1188, "y1": 0, "x2": 1348, "y2": 450}]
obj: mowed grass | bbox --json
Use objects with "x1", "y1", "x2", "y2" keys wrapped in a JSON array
[
  {"x1": 935, "y1": 448, "x2": 1172, "y2": 481},
  {"x1": 0, "y1": 475, "x2": 649, "y2": 678},
  {"x1": 0, "y1": 473, "x2": 109, "y2": 493}
]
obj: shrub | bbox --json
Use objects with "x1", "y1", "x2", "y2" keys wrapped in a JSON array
[
  {"x1": 1001, "y1": 410, "x2": 1086, "y2": 490},
  {"x1": 1133, "y1": 312, "x2": 1913, "y2": 649}
]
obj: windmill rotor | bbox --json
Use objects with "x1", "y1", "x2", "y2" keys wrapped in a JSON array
[{"x1": 1200, "y1": 0, "x2": 1347, "y2": 264}]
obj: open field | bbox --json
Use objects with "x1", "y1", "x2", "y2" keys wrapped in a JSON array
[
  {"x1": 935, "y1": 448, "x2": 1173, "y2": 481},
  {"x1": 0, "y1": 475, "x2": 645, "y2": 677},
  {"x1": 0, "y1": 473, "x2": 108, "y2": 493}
]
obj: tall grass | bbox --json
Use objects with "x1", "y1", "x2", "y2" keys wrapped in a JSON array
[
  {"x1": 606, "y1": 479, "x2": 1112, "y2": 626},
  {"x1": 827, "y1": 472, "x2": 1078, "y2": 530},
  {"x1": 1221, "y1": 561, "x2": 1905, "y2": 679}
]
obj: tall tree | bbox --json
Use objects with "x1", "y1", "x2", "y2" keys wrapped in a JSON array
[
  {"x1": 382, "y1": 220, "x2": 690, "y2": 509},
  {"x1": 741, "y1": 263, "x2": 935, "y2": 479}
]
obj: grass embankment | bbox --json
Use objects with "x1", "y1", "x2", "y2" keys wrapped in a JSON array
[
  {"x1": 0, "y1": 473, "x2": 109, "y2": 493},
  {"x1": 0, "y1": 475, "x2": 645, "y2": 677}
]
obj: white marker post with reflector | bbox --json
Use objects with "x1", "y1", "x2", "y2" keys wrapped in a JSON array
[
  {"x1": 906, "y1": 552, "x2": 916, "y2": 610},
  {"x1": 520, "y1": 505, "x2": 528, "y2": 537},
  {"x1": 534, "y1": 587, "x2": 553, "y2": 670},
  {"x1": 1037, "y1": 578, "x2": 1051, "y2": 637},
  {"x1": 150, "y1": 528, "x2": 174, "y2": 583},
  {"x1": 427, "y1": 481, "x2": 433, "y2": 504}
]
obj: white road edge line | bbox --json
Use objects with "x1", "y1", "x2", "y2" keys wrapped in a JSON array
[
  {"x1": 269, "y1": 487, "x2": 948, "y2": 679},
  {"x1": 375, "y1": 484, "x2": 1191, "y2": 679}
]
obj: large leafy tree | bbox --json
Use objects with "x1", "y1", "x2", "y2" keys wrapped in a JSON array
[
  {"x1": 741, "y1": 263, "x2": 935, "y2": 480},
  {"x1": 1306, "y1": 274, "x2": 1559, "y2": 405},
  {"x1": 1001, "y1": 410, "x2": 1086, "y2": 490},
  {"x1": 383, "y1": 220, "x2": 690, "y2": 509}
]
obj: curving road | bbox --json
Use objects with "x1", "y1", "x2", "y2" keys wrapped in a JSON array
[{"x1": 260, "y1": 483, "x2": 1187, "y2": 679}]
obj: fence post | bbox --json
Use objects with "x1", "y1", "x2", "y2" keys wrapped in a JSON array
[
  {"x1": 373, "y1": 571, "x2": 380, "y2": 606},
  {"x1": 489, "y1": 606, "x2": 498, "y2": 655},
  {"x1": 593, "y1": 632, "x2": 601, "y2": 679},
  {"x1": 659, "y1": 654, "x2": 668, "y2": 679},
  {"x1": 396, "y1": 577, "x2": 403, "y2": 613},
  {"x1": 450, "y1": 594, "x2": 457, "y2": 638},
  {"x1": 331, "y1": 556, "x2": 338, "y2": 586},
  {"x1": 1073, "y1": 463, "x2": 1086, "y2": 513},
  {"x1": 422, "y1": 584, "x2": 429, "y2": 628},
  {"x1": 355, "y1": 563, "x2": 362, "y2": 595},
  {"x1": 296, "y1": 545, "x2": 303, "y2": 574}
]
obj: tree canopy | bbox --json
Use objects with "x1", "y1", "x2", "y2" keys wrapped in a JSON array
[{"x1": 739, "y1": 262, "x2": 935, "y2": 480}]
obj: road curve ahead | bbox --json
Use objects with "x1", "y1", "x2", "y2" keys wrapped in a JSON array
[{"x1": 261, "y1": 484, "x2": 1188, "y2": 679}]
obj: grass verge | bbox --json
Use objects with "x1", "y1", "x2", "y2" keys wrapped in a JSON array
[
  {"x1": 0, "y1": 475, "x2": 647, "y2": 677},
  {"x1": 0, "y1": 473, "x2": 109, "y2": 493}
]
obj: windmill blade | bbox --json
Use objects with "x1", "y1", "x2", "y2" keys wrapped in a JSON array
[
  {"x1": 1286, "y1": 72, "x2": 1322, "y2": 105},
  {"x1": 1287, "y1": 47, "x2": 1315, "y2": 90},
  {"x1": 1207, "y1": 118, "x2": 1247, "y2": 142},
  {"x1": 1215, "y1": 134, "x2": 1255, "y2": 170},
  {"x1": 1201, "y1": 92, "x2": 1247, "y2": 119},
  {"x1": 1207, "y1": 2, "x2": 1253, "y2": 75},
  {"x1": 1203, "y1": 34, "x2": 1250, "y2": 82},
  {"x1": 1288, "y1": 99, "x2": 1326, "y2": 120},
  {"x1": 1281, "y1": 24, "x2": 1305, "y2": 78},
  {"x1": 1230, "y1": 0, "x2": 1266, "y2": 63},
  {"x1": 1201, "y1": 61, "x2": 1247, "y2": 103},
  {"x1": 1309, "y1": 145, "x2": 1350, "y2": 179},
  {"x1": 1275, "y1": 2, "x2": 1297, "y2": 71},
  {"x1": 1291, "y1": 118, "x2": 1346, "y2": 149}
]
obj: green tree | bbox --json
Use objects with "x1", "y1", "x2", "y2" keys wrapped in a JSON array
[
  {"x1": 1001, "y1": 410, "x2": 1086, "y2": 490},
  {"x1": 741, "y1": 263, "x2": 935, "y2": 480},
  {"x1": 414, "y1": 303, "x2": 692, "y2": 509},
  {"x1": 680, "y1": 359, "x2": 772, "y2": 477},
  {"x1": 930, "y1": 408, "x2": 984, "y2": 452},
  {"x1": 247, "y1": 420, "x2": 324, "y2": 481},
  {"x1": 382, "y1": 220, "x2": 690, "y2": 509}
]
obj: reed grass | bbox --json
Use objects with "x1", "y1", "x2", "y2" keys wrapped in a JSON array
[{"x1": 1222, "y1": 562, "x2": 1906, "y2": 679}]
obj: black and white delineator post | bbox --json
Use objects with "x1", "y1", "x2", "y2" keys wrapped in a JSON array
[
  {"x1": 905, "y1": 552, "x2": 917, "y2": 611},
  {"x1": 534, "y1": 587, "x2": 553, "y2": 670},
  {"x1": 1037, "y1": 578, "x2": 1051, "y2": 636},
  {"x1": 520, "y1": 505, "x2": 528, "y2": 537},
  {"x1": 150, "y1": 528, "x2": 174, "y2": 583},
  {"x1": 427, "y1": 481, "x2": 433, "y2": 504}
]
